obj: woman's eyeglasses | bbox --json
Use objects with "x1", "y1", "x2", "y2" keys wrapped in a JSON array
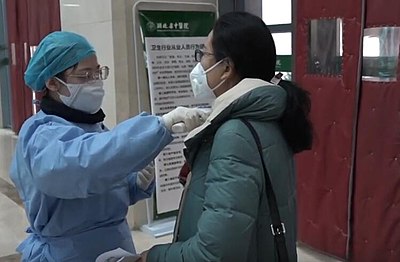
[
  {"x1": 68, "y1": 66, "x2": 110, "y2": 82},
  {"x1": 194, "y1": 49, "x2": 214, "y2": 62}
]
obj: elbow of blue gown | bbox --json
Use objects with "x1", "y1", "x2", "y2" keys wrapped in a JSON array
[{"x1": 30, "y1": 113, "x2": 172, "y2": 199}]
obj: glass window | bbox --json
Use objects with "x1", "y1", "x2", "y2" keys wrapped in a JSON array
[
  {"x1": 262, "y1": 0, "x2": 292, "y2": 25},
  {"x1": 272, "y1": 33, "x2": 292, "y2": 55},
  {"x1": 362, "y1": 27, "x2": 400, "y2": 82},
  {"x1": 273, "y1": 35, "x2": 292, "y2": 77},
  {"x1": 308, "y1": 19, "x2": 343, "y2": 75}
]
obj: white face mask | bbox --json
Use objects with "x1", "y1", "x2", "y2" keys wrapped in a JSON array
[
  {"x1": 190, "y1": 60, "x2": 225, "y2": 100},
  {"x1": 56, "y1": 77, "x2": 105, "y2": 114}
]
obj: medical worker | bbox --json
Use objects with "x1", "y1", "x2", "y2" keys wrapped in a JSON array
[{"x1": 9, "y1": 31, "x2": 208, "y2": 261}]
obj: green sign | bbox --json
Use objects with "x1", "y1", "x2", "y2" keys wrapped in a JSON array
[
  {"x1": 139, "y1": 11, "x2": 215, "y2": 38},
  {"x1": 276, "y1": 55, "x2": 292, "y2": 72},
  {"x1": 138, "y1": 10, "x2": 216, "y2": 219}
]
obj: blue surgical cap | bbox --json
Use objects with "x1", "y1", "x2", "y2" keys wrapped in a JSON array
[{"x1": 24, "y1": 31, "x2": 95, "y2": 91}]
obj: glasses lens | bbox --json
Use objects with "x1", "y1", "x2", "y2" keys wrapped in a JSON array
[
  {"x1": 99, "y1": 66, "x2": 109, "y2": 80},
  {"x1": 194, "y1": 49, "x2": 202, "y2": 62}
]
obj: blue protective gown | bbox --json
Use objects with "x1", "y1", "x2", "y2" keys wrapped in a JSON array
[{"x1": 10, "y1": 110, "x2": 173, "y2": 261}]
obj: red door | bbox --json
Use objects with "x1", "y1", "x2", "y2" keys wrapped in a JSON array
[
  {"x1": 6, "y1": 0, "x2": 28, "y2": 133},
  {"x1": 351, "y1": 0, "x2": 400, "y2": 260},
  {"x1": 6, "y1": 0, "x2": 60, "y2": 133},
  {"x1": 295, "y1": 0, "x2": 363, "y2": 259},
  {"x1": 295, "y1": 0, "x2": 400, "y2": 260}
]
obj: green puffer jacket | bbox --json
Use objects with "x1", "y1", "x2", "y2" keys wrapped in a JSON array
[{"x1": 148, "y1": 78, "x2": 297, "y2": 262}]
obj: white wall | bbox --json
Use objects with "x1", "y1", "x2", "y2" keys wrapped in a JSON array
[{"x1": 0, "y1": 81, "x2": 3, "y2": 127}]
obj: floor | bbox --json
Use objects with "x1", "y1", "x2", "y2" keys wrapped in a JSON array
[{"x1": 0, "y1": 128, "x2": 343, "y2": 261}]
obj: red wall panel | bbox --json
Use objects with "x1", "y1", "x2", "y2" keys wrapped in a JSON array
[{"x1": 295, "y1": 0, "x2": 363, "y2": 259}]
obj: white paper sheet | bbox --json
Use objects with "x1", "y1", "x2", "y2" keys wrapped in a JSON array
[{"x1": 95, "y1": 248, "x2": 140, "y2": 262}]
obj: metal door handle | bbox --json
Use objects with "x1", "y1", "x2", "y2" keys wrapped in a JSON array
[
  {"x1": 24, "y1": 42, "x2": 28, "y2": 65},
  {"x1": 11, "y1": 42, "x2": 16, "y2": 65},
  {"x1": 30, "y1": 45, "x2": 37, "y2": 58}
]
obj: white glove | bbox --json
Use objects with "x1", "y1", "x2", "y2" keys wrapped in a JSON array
[
  {"x1": 136, "y1": 163, "x2": 155, "y2": 190},
  {"x1": 161, "y1": 107, "x2": 210, "y2": 133}
]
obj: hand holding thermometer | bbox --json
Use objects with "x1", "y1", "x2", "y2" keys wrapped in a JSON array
[{"x1": 171, "y1": 108, "x2": 211, "y2": 133}]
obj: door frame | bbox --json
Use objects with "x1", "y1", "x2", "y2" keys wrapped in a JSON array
[{"x1": 0, "y1": 0, "x2": 12, "y2": 128}]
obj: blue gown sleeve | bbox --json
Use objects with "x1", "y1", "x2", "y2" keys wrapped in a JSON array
[
  {"x1": 127, "y1": 172, "x2": 155, "y2": 205},
  {"x1": 27, "y1": 113, "x2": 172, "y2": 199}
]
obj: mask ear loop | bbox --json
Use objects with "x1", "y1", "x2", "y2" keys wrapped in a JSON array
[
  {"x1": 204, "y1": 58, "x2": 225, "y2": 74},
  {"x1": 210, "y1": 58, "x2": 229, "y2": 92},
  {"x1": 54, "y1": 77, "x2": 81, "y2": 103},
  {"x1": 211, "y1": 78, "x2": 227, "y2": 92},
  {"x1": 270, "y1": 72, "x2": 283, "y2": 85},
  {"x1": 54, "y1": 76, "x2": 68, "y2": 87}
]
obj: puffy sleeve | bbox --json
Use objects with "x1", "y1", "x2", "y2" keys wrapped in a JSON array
[
  {"x1": 147, "y1": 123, "x2": 263, "y2": 262},
  {"x1": 27, "y1": 112, "x2": 172, "y2": 199}
]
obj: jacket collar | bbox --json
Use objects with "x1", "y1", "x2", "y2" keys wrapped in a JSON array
[{"x1": 185, "y1": 78, "x2": 273, "y2": 143}]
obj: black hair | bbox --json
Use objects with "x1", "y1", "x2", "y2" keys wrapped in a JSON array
[
  {"x1": 212, "y1": 11, "x2": 276, "y2": 82},
  {"x1": 212, "y1": 12, "x2": 313, "y2": 153},
  {"x1": 278, "y1": 80, "x2": 313, "y2": 153}
]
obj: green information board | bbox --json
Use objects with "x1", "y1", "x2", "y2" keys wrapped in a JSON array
[{"x1": 138, "y1": 10, "x2": 215, "y2": 220}]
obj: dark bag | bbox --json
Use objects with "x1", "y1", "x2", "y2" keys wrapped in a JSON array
[{"x1": 241, "y1": 119, "x2": 290, "y2": 262}]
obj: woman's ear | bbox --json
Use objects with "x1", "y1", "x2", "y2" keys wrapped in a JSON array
[
  {"x1": 221, "y1": 58, "x2": 240, "y2": 83},
  {"x1": 220, "y1": 59, "x2": 233, "y2": 79},
  {"x1": 45, "y1": 78, "x2": 61, "y2": 92}
]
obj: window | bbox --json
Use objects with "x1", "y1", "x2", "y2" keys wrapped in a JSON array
[
  {"x1": 308, "y1": 19, "x2": 343, "y2": 75},
  {"x1": 262, "y1": 0, "x2": 291, "y2": 25},
  {"x1": 362, "y1": 27, "x2": 400, "y2": 82},
  {"x1": 272, "y1": 32, "x2": 292, "y2": 55},
  {"x1": 262, "y1": 0, "x2": 293, "y2": 80}
]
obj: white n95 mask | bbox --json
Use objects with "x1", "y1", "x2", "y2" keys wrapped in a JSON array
[
  {"x1": 56, "y1": 78, "x2": 105, "y2": 114},
  {"x1": 189, "y1": 61, "x2": 225, "y2": 100}
]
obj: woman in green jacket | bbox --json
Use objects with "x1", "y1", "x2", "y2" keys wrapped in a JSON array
[{"x1": 142, "y1": 11, "x2": 313, "y2": 262}]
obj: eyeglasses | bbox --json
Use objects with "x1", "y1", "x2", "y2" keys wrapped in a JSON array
[
  {"x1": 68, "y1": 66, "x2": 110, "y2": 82},
  {"x1": 194, "y1": 49, "x2": 214, "y2": 62}
]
